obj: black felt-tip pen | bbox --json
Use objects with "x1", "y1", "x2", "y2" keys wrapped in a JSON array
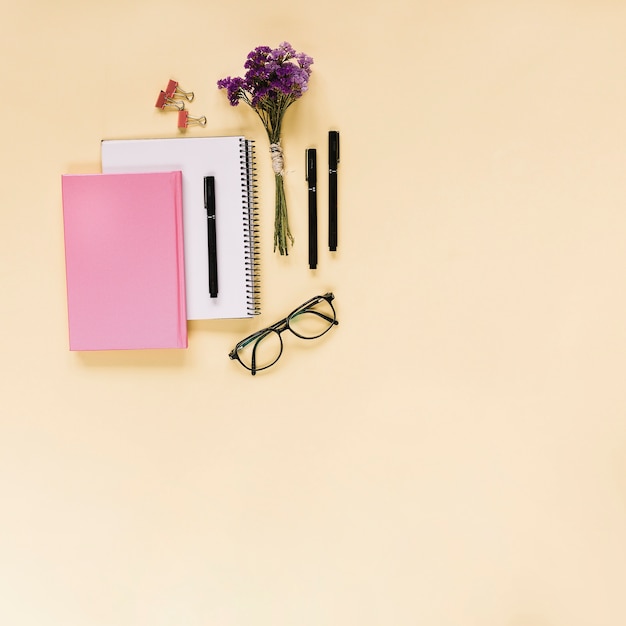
[
  {"x1": 306, "y1": 148, "x2": 318, "y2": 270},
  {"x1": 328, "y1": 130, "x2": 340, "y2": 251},
  {"x1": 204, "y1": 176, "x2": 218, "y2": 298}
]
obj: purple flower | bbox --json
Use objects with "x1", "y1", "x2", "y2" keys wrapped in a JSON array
[
  {"x1": 217, "y1": 41, "x2": 313, "y2": 111},
  {"x1": 296, "y1": 52, "x2": 314, "y2": 72},
  {"x1": 217, "y1": 76, "x2": 245, "y2": 106}
]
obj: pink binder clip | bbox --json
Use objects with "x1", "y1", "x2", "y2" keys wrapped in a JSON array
[
  {"x1": 166, "y1": 79, "x2": 194, "y2": 102},
  {"x1": 178, "y1": 110, "x2": 206, "y2": 129},
  {"x1": 155, "y1": 90, "x2": 184, "y2": 111}
]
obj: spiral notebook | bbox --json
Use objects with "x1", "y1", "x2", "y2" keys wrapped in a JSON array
[
  {"x1": 101, "y1": 136, "x2": 259, "y2": 320},
  {"x1": 61, "y1": 171, "x2": 187, "y2": 351}
]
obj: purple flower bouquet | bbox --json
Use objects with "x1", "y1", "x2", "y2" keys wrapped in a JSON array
[{"x1": 218, "y1": 42, "x2": 313, "y2": 255}]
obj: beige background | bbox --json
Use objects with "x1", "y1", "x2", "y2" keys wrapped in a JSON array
[{"x1": 2, "y1": 1, "x2": 626, "y2": 624}]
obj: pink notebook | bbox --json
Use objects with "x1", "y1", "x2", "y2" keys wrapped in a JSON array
[{"x1": 61, "y1": 172, "x2": 187, "y2": 350}]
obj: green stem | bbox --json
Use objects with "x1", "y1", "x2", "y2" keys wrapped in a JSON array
[
  {"x1": 242, "y1": 100, "x2": 294, "y2": 254},
  {"x1": 274, "y1": 173, "x2": 294, "y2": 255}
]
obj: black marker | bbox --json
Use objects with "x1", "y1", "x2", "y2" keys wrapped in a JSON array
[
  {"x1": 204, "y1": 176, "x2": 218, "y2": 298},
  {"x1": 328, "y1": 130, "x2": 340, "y2": 251},
  {"x1": 306, "y1": 148, "x2": 317, "y2": 270}
]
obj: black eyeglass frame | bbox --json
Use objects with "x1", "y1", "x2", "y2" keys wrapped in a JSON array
[{"x1": 228, "y1": 292, "x2": 338, "y2": 375}]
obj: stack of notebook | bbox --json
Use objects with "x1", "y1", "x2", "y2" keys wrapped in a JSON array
[{"x1": 61, "y1": 136, "x2": 259, "y2": 351}]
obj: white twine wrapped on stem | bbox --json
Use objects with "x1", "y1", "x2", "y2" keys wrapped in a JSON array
[{"x1": 269, "y1": 143, "x2": 284, "y2": 175}]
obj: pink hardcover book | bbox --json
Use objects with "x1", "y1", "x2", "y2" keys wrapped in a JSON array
[{"x1": 61, "y1": 171, "x2": 187, "y2": 350}]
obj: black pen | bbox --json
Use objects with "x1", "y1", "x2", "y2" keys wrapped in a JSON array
[
  {"x1": 328, "y1": 130, "x2": 340, "y2": 251},
  {"x1": 306, "y1": 148, "x2": 317, "y2": 270},
  {"x1": 204, "y1": 176, "x2": 218, "y2": 298}
]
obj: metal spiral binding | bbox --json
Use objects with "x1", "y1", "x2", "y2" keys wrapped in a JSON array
[{"x1": 240, "y1": 138, "x2": 261, "y2": 315}]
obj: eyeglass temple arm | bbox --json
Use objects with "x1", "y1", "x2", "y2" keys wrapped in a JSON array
[
  {"x1": 250, "y1": 347, "x2": 257, "y2": 375},
  {"x1": 292, "y1": 308, "x2": 339, "y2": 326}
]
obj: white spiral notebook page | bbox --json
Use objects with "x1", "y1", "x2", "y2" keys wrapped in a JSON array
[{"x1": 101, "y1": 136, "x2": 259, "y2": 320}]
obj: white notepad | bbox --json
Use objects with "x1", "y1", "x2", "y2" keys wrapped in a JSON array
[{"x1": 101, "y1": 136, "x2": 259, "y2": 320}]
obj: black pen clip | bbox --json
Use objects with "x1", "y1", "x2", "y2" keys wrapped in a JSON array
[
  {"x1": 204, "y1": 176, "x2": 216, "y2": 218},
  {"x1": 306, "y1": 148, "x2": 317, "y2": 187},
  {"x1": 329, "y1": 131, "x2": 340, "y2": 167}
]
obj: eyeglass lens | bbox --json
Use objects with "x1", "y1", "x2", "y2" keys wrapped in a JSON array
[
  {"x1": 238, "y1": 328, "x2": 283, "y2": 372},
  {"x1": 288, "y1": 296, "x2": 336, "y2": 339}
]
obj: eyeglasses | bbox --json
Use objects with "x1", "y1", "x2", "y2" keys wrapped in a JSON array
[{"x1": 229, "y1": 292, "x2": 339, "y2": 375}]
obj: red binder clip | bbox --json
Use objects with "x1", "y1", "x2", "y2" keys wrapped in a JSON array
[
  {"x1": 166, "y1": 79, "x2": 194, "y2": 102},
  {"x1": 155, "y1": 90, "x2": 184, "y2": 111},
  {"x1": 178, "y1": 110, "x2": 206, "y2": 129}
]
